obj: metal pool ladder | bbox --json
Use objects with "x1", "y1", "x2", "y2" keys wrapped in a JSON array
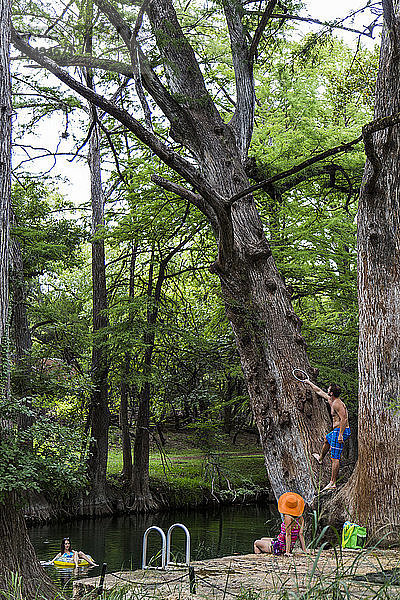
[{"x1": 142, "y1": 523, "x2": 191, "y2": 570}]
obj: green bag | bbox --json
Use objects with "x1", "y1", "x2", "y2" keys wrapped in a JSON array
[{"x1": 342, "y1": 521, "x2": 367, "y2": 549}]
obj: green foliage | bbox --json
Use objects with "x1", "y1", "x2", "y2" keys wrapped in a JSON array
[
  {"x1": 11, "y1": 177, "x2": 86, "y2": 278},
  {"x1": 0, "y1": 394, "x2": 87, "y2": 500}
]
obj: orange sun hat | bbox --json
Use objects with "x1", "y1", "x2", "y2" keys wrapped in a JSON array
[{"x1": 277, "y1": 492, "x2": 305, "y2": 517}]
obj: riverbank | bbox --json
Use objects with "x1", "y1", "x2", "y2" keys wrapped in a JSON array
[
  {"x1": 73, "y1": 548, "x2": 400, "y2": 599},
  {"x1": 25, "y1": 430, "x2": 272, "y2": 523}
]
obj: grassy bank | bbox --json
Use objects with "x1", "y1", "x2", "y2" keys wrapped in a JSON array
[{"x1": 107, "y1": 428, "x2": 270, "y2": 507}]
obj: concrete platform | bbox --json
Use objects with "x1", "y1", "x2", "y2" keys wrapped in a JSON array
[{"x1": 73, "y1": 549, "x2": 400, "y2": 599}]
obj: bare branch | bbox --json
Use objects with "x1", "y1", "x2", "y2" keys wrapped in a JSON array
[
  {"x1": 257, "y1": 13, "x2": 379, "y2": 38},
  {"x1": 151, "y1": 175, "x2": 233, "y2": 270},
  {"x1": 223, "y1": 0, "x2": 256, "y2": 159},
  {"x1": 230, "y1": 135, "x2": 363, "y2": 203},
  {"x1": 11, "y1": 26, "x2": 227, "y2": 212},
  {"x1": 249, "y1": 0, "x2": 278, "y2": 62},
  {"x1": 151, "y1": 175, "x2": 219, "y2": 231}
]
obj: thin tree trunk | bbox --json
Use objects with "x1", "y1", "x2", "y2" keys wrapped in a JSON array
[
  {"x1": 120, "y1": 241, "x2": 138, "y2": 482},
  {"x1": 86, "y1": 108, "x2": 111, "y2": 513},
  {"x1": 0, "y1": 0, "x2": 11, "y2": 365},
  {"x1": 131, "y1": 249, "x2": 157, "y2": 511},
  {"x1": 335, "y1": 0, "x2": 400, "y2": 542},
  {"x1": 10, "y1": 238, "x2": 34, "y2": 441},
  {"x1": 84, "y1": 1, "x2": 110, "y2": 514}
]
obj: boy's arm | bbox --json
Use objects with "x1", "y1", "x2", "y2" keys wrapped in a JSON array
[{"x1": 304, "y1": 379, "x2": 330, "y2": 400}]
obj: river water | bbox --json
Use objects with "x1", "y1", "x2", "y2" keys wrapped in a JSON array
[{"x1": 29, "y1": 504, "x2": 279, "y2": 591}]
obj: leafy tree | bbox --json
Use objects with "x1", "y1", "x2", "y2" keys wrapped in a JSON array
[{"x1": 10, "y1": 0, "x2": 336, "y2": 503}]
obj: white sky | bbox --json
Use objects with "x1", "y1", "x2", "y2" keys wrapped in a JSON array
[{"x1": 13, "y1": 0, "x2": 380, "y2": 206}]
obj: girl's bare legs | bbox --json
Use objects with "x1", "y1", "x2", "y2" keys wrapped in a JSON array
[
  {"x1": 254, "y1": 537, "x2": 273, "y2": 553},
  {"x1": 77, "y1": 551, "x2": 98, "y2": 566}
]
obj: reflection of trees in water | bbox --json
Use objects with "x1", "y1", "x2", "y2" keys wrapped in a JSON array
[{"x1": 31, "y1": 504, "x2": 280, "y2": 580}]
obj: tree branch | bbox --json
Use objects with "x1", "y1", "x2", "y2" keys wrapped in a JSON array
[
  {"x1": 251, "y1": 13, "x2": 379, "y2": 38},
  {"x1": 223, "y1": 0, "x2": 256, "y2": 159},
  {"x1": 91, "y1": 0, "x2": 192, "y2": 129},
  {"x1": 151, "y1": 175, "x2": 233, "y2": 269},
  {"x1": 249, "y1": 0, "x2": 278, "y2": 62},
  {"x1": 151, "y1": 175, "x2": 219, "y2": 232},
  {"x1": 11, "y1": 26, "x2": 227, "y2": 213},
  {"x1": 230, "y1": 135, "x2": 363, "y2": 203}
]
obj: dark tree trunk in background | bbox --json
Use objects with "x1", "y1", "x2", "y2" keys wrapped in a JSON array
[
  {"x1": 10, "y1": 238, "x2": 34, "y2": 440},
  {"x1": 120, "y1": 241, "x2": 138, "y2": 482},
  {"x1": 132, "y1": 223, "x2": 195, "y2": 509},
  {"x1": 84, "y1": 3, "x2": 110, "y2": 514},
  {"x1": 132, "y1": 249, "x2": 158, "y2": 511},
  {"x1": 0, "y1": 5, "x2": 56, "y2": 597},
  {"x1": 335, "y1": 0, "x2": 400, "y2": 542}
]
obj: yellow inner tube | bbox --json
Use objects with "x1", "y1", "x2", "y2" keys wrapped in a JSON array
[{"x1": 53, "y1": 559, "x2": 89, "y2": 568}]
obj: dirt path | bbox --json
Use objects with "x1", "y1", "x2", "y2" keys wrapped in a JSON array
[{"x1": 73, "y1": 549, "x2": 400, "y2": 599}]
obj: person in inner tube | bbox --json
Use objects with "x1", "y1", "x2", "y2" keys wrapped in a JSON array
[{"x1": 51, "y1": 537, "x2": 98, "y2": 567}]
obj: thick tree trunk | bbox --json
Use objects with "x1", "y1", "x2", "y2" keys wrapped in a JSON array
[
  {"x1": 335, "y1": 1, "x2": 400, "y2": 542},
  {"x1": 11, "y1": 0, "x2": 332, "y2": 503},
  {"x1": 1, "y1": 7, "x2": 56, "y2": 597},
  {"x1": 218, "y1": 163, "x2": 330, "y2": 503},
  {"x1": 0, "y1": 495, "x2": 56, "y2": 599}
]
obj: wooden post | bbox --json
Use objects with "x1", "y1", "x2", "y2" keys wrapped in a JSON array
[
  {"x1": 188, "y1": 566, "x2": 196, "y2": 594},
  {"x1": 98, "y1": 563, "x2": 107, "y2": 596}
]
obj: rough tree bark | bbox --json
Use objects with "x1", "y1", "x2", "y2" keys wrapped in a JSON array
[
  {"x1": 334, "y1": 0, "x2": 400, "y2": 543},
  {"x1": 11, "y1": 0, "x2": 332, "y2": 503},
  {"x1": 119, "y1": 241, "x2": 138, "y2": 482},
  {"x1": 82, "y1": 0, "x2": 111, "y2": 515},
  {"x1": 0, "y1": 2, "x2": 57, "y2": 596},
  {"x1": 85, "y1": 104, "x2": 111, "y2": 515}
]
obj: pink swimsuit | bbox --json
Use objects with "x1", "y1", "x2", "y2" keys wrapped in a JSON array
[{"x1": 272, "y1": 519, "x2": 301, "y2": 555}]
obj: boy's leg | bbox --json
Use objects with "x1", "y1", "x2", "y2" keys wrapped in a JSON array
[
  {"x1": 313, "y1": 440, "x2": 330, "y2": 464},
  {"x1": 331, "y1": 458, "x2": 340, "y2": 485}
]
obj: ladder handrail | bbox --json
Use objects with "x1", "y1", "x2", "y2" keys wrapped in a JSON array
[
  {"x1": 166, "y1": 523, "x2": 191, "y2": 567},
  {"x1": 142, "y1": 526, "x2": 167, "y2": 570}
]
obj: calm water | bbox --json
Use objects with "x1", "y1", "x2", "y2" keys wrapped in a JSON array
[{"x1": 29, "y1": 504, "x2": 279, "y2": 590}]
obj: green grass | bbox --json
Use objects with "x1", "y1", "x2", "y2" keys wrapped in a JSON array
[{"x1": 107, "y1": 447, "x2": 267, "y2": 507}]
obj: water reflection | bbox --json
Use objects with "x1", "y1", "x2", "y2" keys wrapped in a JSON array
[{"x1": 29, "y1": 504, "x2": 279, "y2": 589}]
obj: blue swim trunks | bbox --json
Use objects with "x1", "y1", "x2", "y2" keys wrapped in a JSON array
[{"x1": 326, "y1": 427, "x2": 351, "y2": 460}]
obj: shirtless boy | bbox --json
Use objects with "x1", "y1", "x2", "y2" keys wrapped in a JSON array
[{"x1": 304, "y1": 380, "x2": 350, "y2": 492}]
